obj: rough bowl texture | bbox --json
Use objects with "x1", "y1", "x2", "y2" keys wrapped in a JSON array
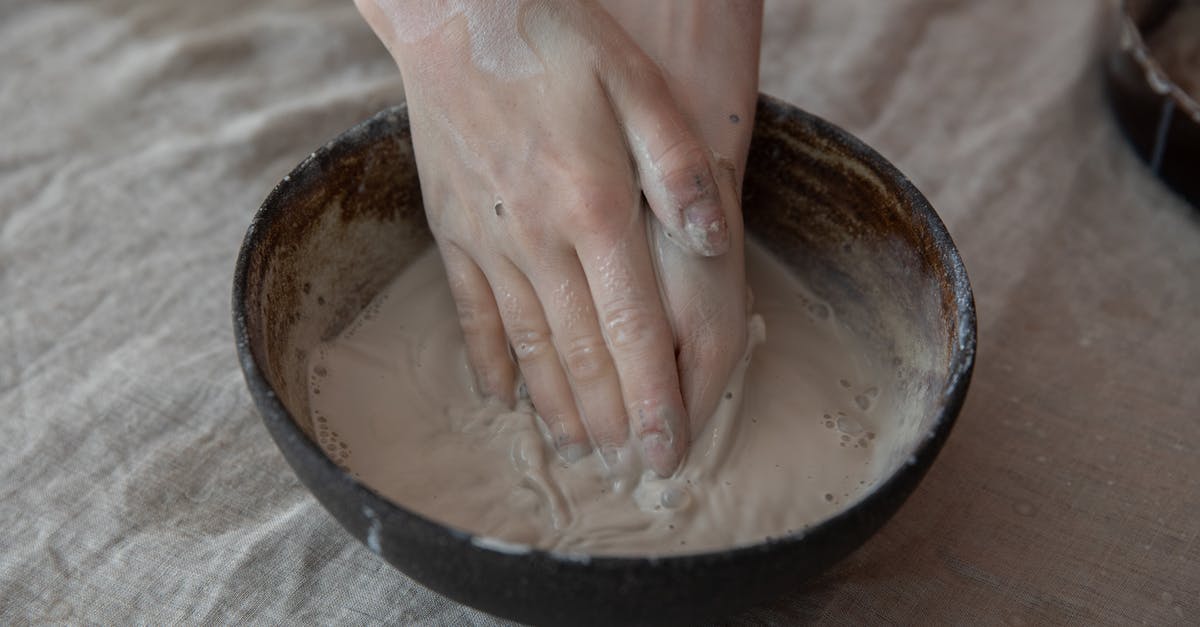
[
  {"x1": 233, "y1": 95, "x2": 976, "y2": 626},
  {"x1": 1105, "y1": 0, "x2": 1200, "y2": 208}
]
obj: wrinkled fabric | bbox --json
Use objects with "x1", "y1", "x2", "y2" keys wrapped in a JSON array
[{"x1": 1, "y1": 1, "x2": 1197, "y2": 624}]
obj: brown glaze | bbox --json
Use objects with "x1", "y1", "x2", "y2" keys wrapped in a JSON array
[
  {"x1": 744, "y1": 97, "x2": 974, "y2": 469},
  {"x1": 238, "y1": 110, "x2": 429, "y2": 437}
]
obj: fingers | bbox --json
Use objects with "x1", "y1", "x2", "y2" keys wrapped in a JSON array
[
  {"x1": 600, "y1": 52, "x2": 732, "y2": 257},
  {"x1": 645, "y1": 169, "x2": 748, "y2": 440},
  {"x1": 526, "y1": 255, "x2": 629, "y2": 460},
  {"x1": 576, "y1": 230, "x2": 689, "y2": 477},
  {"x1": 676, "y1": 313, "x2": 746, "y2": 437},
  {"x1": 486, "y1": 260, "x2": 592, "y2": 464},
  {"x1": 438, "y1": 243, "x2": 516, "y2": 407}
]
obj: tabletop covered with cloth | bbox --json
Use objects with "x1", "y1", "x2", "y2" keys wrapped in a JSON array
[{"x1": 2, "y1": 0, "x2": 1197, "y2": 624}]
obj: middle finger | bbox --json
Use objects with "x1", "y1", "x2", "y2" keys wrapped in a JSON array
[{"x1": 575, "y1": 223, "x2": 690, "y2": 478}]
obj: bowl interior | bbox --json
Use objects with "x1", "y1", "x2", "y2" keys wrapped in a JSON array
[
  {"x1": 233, "y1": 95, "x2": 975, "y2": 624},
  {"x1": 239, "y1": 102, "x2": 970, "y2": 479}
]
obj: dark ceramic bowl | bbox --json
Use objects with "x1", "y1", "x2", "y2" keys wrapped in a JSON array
[
  {"x1": 1105, "y1": 0, "x2": 1200, "y2": 207},
  {"x1": 233, "y1": 94, "x2": 975, "y2": 626}
]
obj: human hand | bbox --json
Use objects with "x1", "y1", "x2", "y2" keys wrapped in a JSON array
[
  {"x1": 354, "y1": 0, "x2": 742, "y2": 476},
  {"x1": 603, "y1": 0, "x2": 763, "y2": 436}
]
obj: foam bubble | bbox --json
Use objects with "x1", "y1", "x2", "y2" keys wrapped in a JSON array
[
  {"x1": 836, "y1": 416, "x2": 864, "y2": 435},
  {"x1": 660, "y1": 486, "x2": 691, "y2": 510}
]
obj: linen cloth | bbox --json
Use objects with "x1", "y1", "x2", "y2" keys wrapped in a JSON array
[{"x1": 2, "y1": 1, "x2": 1197, "y2": 624}]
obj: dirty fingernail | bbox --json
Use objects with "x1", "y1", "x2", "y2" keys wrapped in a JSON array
[{"x1": 683, "y1": 200, "x2": 729, "y2": 256}]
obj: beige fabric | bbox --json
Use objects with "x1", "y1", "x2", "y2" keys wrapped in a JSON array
[{"x1": 1, "y1": 0, "x2": 1196, "y2": 624}]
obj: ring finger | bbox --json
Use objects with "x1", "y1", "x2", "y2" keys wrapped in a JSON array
[
  {"x1": 485, "y1": 258, "x2": 592, "y2": 463},
  {"x1": 527, "y1": 253, "x2": 628, "y2": 462}
]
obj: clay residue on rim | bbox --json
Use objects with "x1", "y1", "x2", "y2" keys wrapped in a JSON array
[
  {"x1": 744, "y1": 96, "x2": 973, "y2": 476},
  {"x1": 239, "y1": 109, "x2": 432, "y2": 437}
]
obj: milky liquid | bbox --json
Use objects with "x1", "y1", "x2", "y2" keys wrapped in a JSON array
[{"x1": 308, "y1": 240, "x2": 891, "y2": 556}]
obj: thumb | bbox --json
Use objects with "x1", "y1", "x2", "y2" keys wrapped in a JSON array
[{"x1": 602, "y1": 54, "x2": 733, "y2": 257}]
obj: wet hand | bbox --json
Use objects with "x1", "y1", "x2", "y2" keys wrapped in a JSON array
[
  {"x1": 604, "y1": 0, "x2": 762, "y2": 438},
  {"x1": 356, "y1": 0, "x2": 742, "y2": 476}
]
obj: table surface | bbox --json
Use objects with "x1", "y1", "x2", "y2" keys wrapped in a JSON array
[{"x1": 2, "y1": 1, "x2": 1196, "y2": 624}]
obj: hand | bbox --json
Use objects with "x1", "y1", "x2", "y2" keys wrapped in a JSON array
[
  {"x1": 603, "y1": 0, "x2": 763, "y2": 436},
  {"x1": 354, "y1": 0, "x2": 742, "y2": 476}
]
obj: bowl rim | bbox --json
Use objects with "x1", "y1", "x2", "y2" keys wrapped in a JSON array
[
  {"x1": 1115, "y1": 0, "x2": 1200, "y2": 122},
  {"x1": 231, "y1": 93, "x2": 977, "y2": 569}
]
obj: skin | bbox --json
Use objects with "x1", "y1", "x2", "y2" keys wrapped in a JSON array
[
  {"x1": 354, "y1": 0, "x2": 762, "y2": 477},
  {"x1": 602, "y1": 0, "x2": 762, "y2": 444}
]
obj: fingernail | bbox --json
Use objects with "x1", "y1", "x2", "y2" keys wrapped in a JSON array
[
  {"x1": 683, "y1": 199, "x2": 729, "y2": 256},
  {"x1": 641, "y1": 433, "x2": 679, "y2": 477},
  {"x1": 637, "y1": 404, "x2": 686, "y2": 477},
  {"x1": 600, "y1": 445, "x2": 623, "y2": 470},
  {"x1": 557, "y1": 443, "x2": 589, "y2": 464},
  {"x1": 636, "y1": 404, "x2": 682, "y2": 443},
  {"x1": 548, "y1": 420, "x2": 588, "y2": 463}
]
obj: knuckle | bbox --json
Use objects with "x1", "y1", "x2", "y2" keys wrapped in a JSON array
[
  {"x1": 657, "y1": 144, "x2": 715, "y2": 208},
  {"x1": 508, "y1": 327, "x2": 553, "y2": 362},
  {"x1": 562, "y1": 335, "x2": 611, "y2": 383},
  {"x1": 565, "y1": 179, "x2": 632, "y2": 239},
  {"x1": 507, "y1": 213, "x2": 551, "y2": 249},
  {"x1": 451, "y1": 298, "x2": 493, "y2": 338},
  {"x1": 601, "y1": 301, "x2": 661, "y2": 351}
]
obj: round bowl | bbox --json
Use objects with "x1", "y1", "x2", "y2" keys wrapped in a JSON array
[
  {"x1": 1105, "y1": 0, "x2": 1200, "y2": 207},
  {"x1": 233, "y1": 94, "x2": 976, "y2": 626}
]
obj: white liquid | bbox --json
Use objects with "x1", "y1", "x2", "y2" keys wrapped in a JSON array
[{"x1": 308, "y1": 240, "x2": 891, "y2": 556}]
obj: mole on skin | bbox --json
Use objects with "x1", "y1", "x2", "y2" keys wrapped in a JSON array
[{"x1": 308, "y1": 239, "x2": 894, "y2": 555}]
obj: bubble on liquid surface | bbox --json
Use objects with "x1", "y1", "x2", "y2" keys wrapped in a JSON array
[
  {"x1": 836, "y1": 416, "x2": 864, "y2": 435},
  {"x1": 854, "y1": 394, "x2": 871, "y2": 411},
  {"x1": 660, "y1": 485, "x2": 691, "y2": 510}
]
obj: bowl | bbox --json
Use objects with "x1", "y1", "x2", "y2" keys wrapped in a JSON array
[
  {"x1": 1105, "y1": 0, "x2": 1200, "y2": 207},
  {"x1": 232, "y1": 94, "x2": 976, "y2": 626}
]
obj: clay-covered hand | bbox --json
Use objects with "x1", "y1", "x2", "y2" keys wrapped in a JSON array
[
  {"x1": 355, "y1": 0, "x2": 740, "y2": 476},
  {"x1": 602, "y1": 0, "x2": 763, "y2": 438}
]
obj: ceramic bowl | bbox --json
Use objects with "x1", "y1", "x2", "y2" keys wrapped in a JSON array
[
  {"x1": 233, "y1": 94, "x2": 976, "y2": 626},
  {"x1": 1105, "y1": 0, "x2": 1200, "y2": 207}
]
